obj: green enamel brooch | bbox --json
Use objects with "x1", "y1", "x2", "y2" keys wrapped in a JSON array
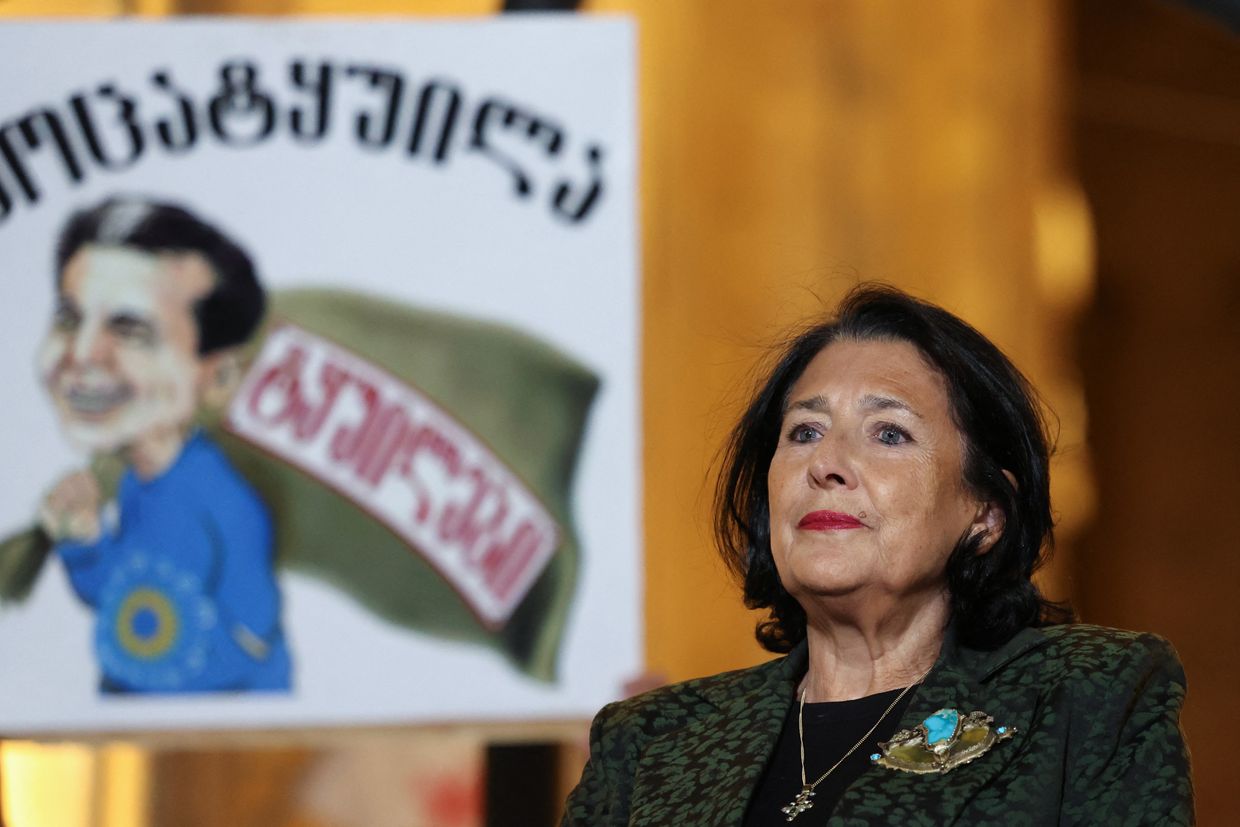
[{"x1": 871, "y1": 708, "x2": 1015, "y2": 774}]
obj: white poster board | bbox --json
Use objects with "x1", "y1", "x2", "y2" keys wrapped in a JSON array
[{"x1": 0, "y1": 17, "x2": 639, "y2": 733}]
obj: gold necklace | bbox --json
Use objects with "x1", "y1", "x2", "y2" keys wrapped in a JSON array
[{"x1": 780, "y1": 678, "x2": 923, "y2": 822}]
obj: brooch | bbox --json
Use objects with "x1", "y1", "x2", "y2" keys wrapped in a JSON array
[{"x1": 870, "y1": 708, "x2": 1014, "y2": 774}]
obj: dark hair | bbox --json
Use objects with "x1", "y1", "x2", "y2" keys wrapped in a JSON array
[
  {"x1": 55, "y1": 196, "x2": 265, "y2": 355},
  {"x1": 715, "y1": 284, "x2": 1073, "y2": 652}
]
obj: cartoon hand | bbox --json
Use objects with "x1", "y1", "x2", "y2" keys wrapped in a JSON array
[{"x1": 39, "y1": 470, "x2": 102, "y2": 543}]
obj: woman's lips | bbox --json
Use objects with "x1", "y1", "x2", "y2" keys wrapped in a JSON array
[{"x1": 798, "y1": 510, "x2": 864, "y2": 530}]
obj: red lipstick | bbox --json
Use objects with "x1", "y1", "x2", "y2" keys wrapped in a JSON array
[{"x1": 798, "y1": 510, "x2": 864, "y2": 530}]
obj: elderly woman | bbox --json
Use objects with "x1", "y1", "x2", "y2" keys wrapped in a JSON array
[{"x1": 563, "y1": 286, "x2": 1192, "y2": 825}]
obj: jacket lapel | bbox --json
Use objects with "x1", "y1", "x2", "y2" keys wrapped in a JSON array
[
  {"x1": 629, "y1": 646, "x2": 806, "y2": 826},
  {"x1": 622, "y1": 628, "x2": 1052, "y2": 826},
  {"x1": 829, "y1": 627, "x2": 1051, "y2": 824}
]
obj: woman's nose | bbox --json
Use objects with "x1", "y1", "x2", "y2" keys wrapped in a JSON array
[{"x1": 807, "y1": 436, "x2": 857, "y2": 489}]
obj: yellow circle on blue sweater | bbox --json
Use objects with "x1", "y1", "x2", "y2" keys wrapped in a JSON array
[{"x1": 115, "y1": 587, "x2": 180, "y2": 660}]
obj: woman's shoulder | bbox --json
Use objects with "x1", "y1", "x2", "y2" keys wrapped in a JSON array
[
  {"x1": 1003, "y1": 622, "x2": 1185, "y2": 691},
  {"x1": 1019, "y1": 625, "x2": 1192, "y2": 824},
  {"x1": 1038, "y1": 622, "x2": 1180, "y2": 661},
  {"x1": 593, "y1": 654, "x2": 792, "y2": 738}
]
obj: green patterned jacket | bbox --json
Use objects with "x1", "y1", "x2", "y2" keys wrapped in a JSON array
[{"x1": 563, "y1": 624, "x2": 1193, "y2": 825}]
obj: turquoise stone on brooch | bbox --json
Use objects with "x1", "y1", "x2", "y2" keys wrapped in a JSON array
[{"x1": 872, "y1": 708, "x2": 1014, "y2": 774}]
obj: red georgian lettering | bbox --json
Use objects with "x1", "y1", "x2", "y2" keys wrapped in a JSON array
[
  {"x1": 396, "y1": 425, "x2": 434, "y2": 524},
  {"x1": 329, "y1": 380, "x2": 380, "y2": 463},
  {"x1": 480, "y1": 521, "x2": 544, "y2": 602},
  {"x1": 440, "y1": 467, "x2": 510, "y2": 563},
  {"x1": 396, "y1": 424, "x2": 465, "y2": 526},
  {"x1": 293, "y1": 361, "x2": 350, "y2": 441},
  {"x1": 246, "y1": 344, "x2": 307, "y2": 427},
  {"x1": 427, "y1": 429, "x2": 463, "y2": 477},
  {"x1": 358, "y1": 404, "x2": 410, "y2": 488}
]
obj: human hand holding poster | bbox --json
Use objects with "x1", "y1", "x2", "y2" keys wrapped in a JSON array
[{"x1": 0, "y1": 18, "x2": 639, "y2": 732}]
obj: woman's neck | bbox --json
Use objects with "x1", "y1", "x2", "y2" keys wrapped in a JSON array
[{"x1": 800, "y1": 590, "x2": 950, "y2": 702}]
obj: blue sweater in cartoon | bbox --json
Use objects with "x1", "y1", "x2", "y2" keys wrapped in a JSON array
[{"x1": 56, "y1": 432, "x2": 290, "y2": 693}]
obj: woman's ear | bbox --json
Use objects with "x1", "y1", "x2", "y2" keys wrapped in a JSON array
[
  {"x1": 969, "y1": 470, "x2": 1016, "y2": 555},
  {"x1": 970, "y1": 501, "x2": 1006, "y2": 555}
]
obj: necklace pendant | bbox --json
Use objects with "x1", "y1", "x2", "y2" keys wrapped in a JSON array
[{"x1": 780, "y1": 785, "x2": 815, "y2": 821}]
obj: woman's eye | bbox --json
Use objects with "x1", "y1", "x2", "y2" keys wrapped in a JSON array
[
  {"x1": 788, "y1": 423, "x2": 820, "y2": 443},
  {"x1": 875, "y1": 424, "x2": 911, "y2": 445}
]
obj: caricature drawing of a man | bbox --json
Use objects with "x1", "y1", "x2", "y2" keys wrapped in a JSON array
[{"x1": 37, "y1": 197, "x2": 291, "y2": 693}]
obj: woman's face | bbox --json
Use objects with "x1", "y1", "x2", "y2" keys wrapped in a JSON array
[{"x1": 767, "y1": 338, "x2": 995, "y2": 609}]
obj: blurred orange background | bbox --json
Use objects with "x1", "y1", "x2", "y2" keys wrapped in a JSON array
[{"x1": 1, "y1": 0, "x2": 1236, "y2": 825}]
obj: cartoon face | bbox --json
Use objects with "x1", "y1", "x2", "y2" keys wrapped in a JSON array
[{"x1": 38, "y1": 245, "x2": 217, "y2": 453}]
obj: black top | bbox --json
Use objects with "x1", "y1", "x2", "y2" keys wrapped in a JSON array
[{"x1": 743, "y1": 686, "x2": 917, "y2": 826}]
